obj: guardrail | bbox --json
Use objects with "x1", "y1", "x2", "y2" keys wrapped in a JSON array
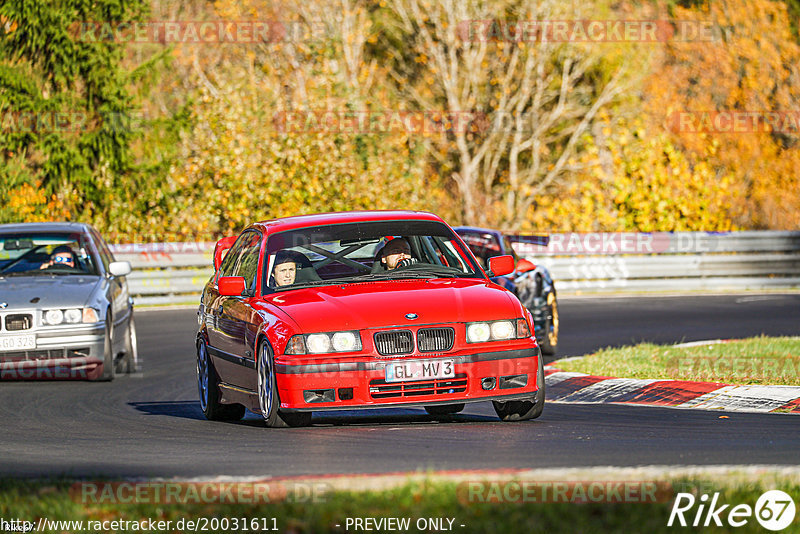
[{"x1": 110, "y1": 231, "x2": 800, "y2": 305}]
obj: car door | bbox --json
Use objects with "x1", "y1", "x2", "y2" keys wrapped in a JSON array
[
  {"x1": 223, "y1": 230, "x2": 263, "y2": 388},
  {"x1": 206, "y1": 233, "x2": 247, "y2": 382},
  {"x1": 207, "y1": 231, "x2": 261, "y2": 386},
  {"x1": 90, "y1": 229, "x2": 129, "y2": 345}
]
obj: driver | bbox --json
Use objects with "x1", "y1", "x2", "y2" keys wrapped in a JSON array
[
  {"x1": 271, "y1": 251, "x2": 298, "y2": 287},
  {"x1": 40, "y1": 245, "x2": 76, "y2": 270},
  {"x1": 380, "y1": 238, "x2": 415, "y2": 270}
]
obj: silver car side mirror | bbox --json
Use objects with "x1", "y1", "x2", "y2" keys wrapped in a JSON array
[{"x1": 108, "y1": 261, "x2": 132, "y2": 277}]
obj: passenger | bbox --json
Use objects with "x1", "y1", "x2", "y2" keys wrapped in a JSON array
[
  {"x1": 40, "y1": 245, "x2": 76, "y2": 270},
  {"x1": 380, "y1": 238, "x2": 415, "y2": 270}
]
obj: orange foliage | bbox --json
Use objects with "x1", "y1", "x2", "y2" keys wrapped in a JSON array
[{"x1": 644, "y1": 0, "x2": 800, "y2": 229}]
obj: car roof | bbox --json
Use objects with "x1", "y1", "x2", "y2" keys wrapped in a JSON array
[
  {"x1": 453, "y1": 226, "x2": 503, "y2": 238},
  {"x1": 0, "y1": 222, "x2": 92, "y2": 234},
  {"x1": 248, "y1": 210, "x2": 446, "y2": 233}
]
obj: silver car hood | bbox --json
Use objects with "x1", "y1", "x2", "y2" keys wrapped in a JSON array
[{"x1": 0, "y1": 275, "x2": 102, "y2": 309}]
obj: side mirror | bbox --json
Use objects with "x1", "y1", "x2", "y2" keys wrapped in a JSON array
[
  {"x1": 214, "y1": 236, "x2": 238, "y2": 271},
  {"x1": 108, "y1": 261, "x2": 132, "y2": 277},
  {"x1": 218, "y1": 276, "x2": 246, "y2": 297},
  {"x1": 487, "y1": 255, "x2": 515, "y2": 277}
]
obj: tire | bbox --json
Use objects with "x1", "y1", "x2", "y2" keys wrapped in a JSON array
[
  {"x1": 197, "y1": 340, "x2": 245, "y2": 421},
  {"x1": 424, "y1": 404, "x2": 465, "y2": 416},
  {"x1": 93, "y1": 317, "x2": 115, "y2": 382},
  {"x1": 118, "y1": 316, "x2": 138, "y2": 374},
  {"x1": 257, "y1": 342, "x2": 311, "y2": 428},
  {"x1": 493, "y1": 353, "x2": 545, "y2": 421},
  {"x1": 538, "y1": 292, "x2": 559, "y2": 356}
]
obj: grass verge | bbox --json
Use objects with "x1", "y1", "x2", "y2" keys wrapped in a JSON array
[
  {"x1": 555, "y1": 336, "x2": 800, "y2": 386},
  {"x1": 1, "y1": 475, "x2": 799, "y2": 533}
]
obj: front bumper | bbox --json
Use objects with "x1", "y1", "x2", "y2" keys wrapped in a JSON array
[
  {"x1": 0, "y1": 324, "x2": 105, "y2": 380},
  {"x1": 275, "y1": 347, "x2": 541, "y2": 412}
]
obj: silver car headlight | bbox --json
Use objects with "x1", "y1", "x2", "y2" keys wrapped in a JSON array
[
  {"x1": 42, "y1": 307, "x2": 100, "y2": 325},
  {"x1": 285, "y1": 331, "x2": 362, "y2": 354}
]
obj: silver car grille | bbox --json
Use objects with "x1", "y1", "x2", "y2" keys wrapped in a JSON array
[{"x1": 4, "y1": 314, "x2": 33, "y2": 331}]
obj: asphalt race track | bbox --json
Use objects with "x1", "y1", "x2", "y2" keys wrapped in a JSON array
[{"x1": 1, "y1": 294, "x2": 799, "y2": 478}]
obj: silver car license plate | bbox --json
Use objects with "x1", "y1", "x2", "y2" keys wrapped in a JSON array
[{"x1": 0, "y1": 334, "x2": 36, "y2": 352}]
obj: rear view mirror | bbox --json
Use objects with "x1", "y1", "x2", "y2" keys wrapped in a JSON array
[
  {"x1": 218, "y1": 276, "x2": 246, "y2": 296},
  {"x1": 4, "y1": 239, "x2": 34, "y2": 251},
  {"x1": 487, "y1": 255, "x2": 515, "y2": 277},
  {"x1": 214, "y1": 236, "x2": 238, "y2": 270}
]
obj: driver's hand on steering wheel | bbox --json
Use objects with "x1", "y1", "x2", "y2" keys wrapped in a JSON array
[{"x1": 397, "y1": 258, "x2": 418, "y2": 269}]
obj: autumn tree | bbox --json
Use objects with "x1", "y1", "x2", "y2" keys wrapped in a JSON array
[
  {"x1": 645, "y1": 0, "x2": 800, "y2": 229},
  {"x1": 164, "y1": 0, "x2": 443, "y2": 238},
  {"x1": 0, "y1": 0, "x2": 159, "y2": 226},
  {"x1": 375, "y1": 0, "x2": 641, "y2": 230}
]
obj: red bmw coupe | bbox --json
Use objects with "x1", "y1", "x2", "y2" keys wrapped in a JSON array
[{"x1": 196, "y1": 211, "x2": 544, "y2": 427}]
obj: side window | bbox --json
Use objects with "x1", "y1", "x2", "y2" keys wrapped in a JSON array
[
  {"x1": 219, "y1": 234, "x2": 249, "y2": 278},
  {"x1": 91, "y1": 229, "x2": 113, "y2": 270},
  {"x1": 231, "y1": 231, "x2": 262, "y2": 294}
]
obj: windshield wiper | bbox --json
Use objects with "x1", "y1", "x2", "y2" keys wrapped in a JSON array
[
  {"x1": 365, "y1": 266, "x2": 469, "y2": 280},
  {"x1": 272, "y1": 279, "x2": 341, "y2": 291}
]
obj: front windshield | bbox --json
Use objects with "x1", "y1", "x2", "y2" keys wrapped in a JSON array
[
  {"x1": 263, "y1": 220, "x2": 480, "y2": 291},
  {"x1": 0, "y1": 233, "x2": 99, "y2": 276}
]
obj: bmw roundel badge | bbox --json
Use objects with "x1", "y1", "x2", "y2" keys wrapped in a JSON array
[{"x1": 405, "y1": 313, "x2": 418, "y2": 320}]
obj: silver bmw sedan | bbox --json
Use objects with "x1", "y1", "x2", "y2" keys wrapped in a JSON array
[{"x1": 0, "y1": 222, "x2": 137, "y2": 380}]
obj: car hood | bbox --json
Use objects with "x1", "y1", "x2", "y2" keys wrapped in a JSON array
[
  {"x1": 0, "y1": 275, "x2": 101, "y2": 309},
  {"x1": 262, "y1": 278, "x2": 520, "y2": 332}
]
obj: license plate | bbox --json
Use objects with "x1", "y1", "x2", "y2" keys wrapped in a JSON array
[
  {"x1": 385, "y1": 359, "x2": 454, "y2": 383},
  {"x1": 0, "y1": 334, "x2": 36, "y2": 352}
]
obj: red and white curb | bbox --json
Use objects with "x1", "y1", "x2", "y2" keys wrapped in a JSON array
[{"x1": 544, "y1": 368, "x2": 800, "y2": 414}]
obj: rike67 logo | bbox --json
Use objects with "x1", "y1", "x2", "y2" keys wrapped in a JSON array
[{"x1": 668, "y1": 490, "x2": 796, "y2": 531}]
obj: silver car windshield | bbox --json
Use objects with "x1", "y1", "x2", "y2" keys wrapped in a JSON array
[
  {"x1": 263, "y1": 220, "x2": 480, "y2": 291},
  {"x1": 0, "y1": 233, "x2": 99, "y2": 276}
]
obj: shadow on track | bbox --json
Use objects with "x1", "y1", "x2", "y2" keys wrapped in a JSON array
[
  {"x1": 129, "y1": 400, "x2": 207, "y2": 420},
  {"x1": 128, "y1": 402, "x2": 499, "y2": 427}
]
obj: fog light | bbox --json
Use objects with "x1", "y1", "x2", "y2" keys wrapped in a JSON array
[
  {"x1": 303, "y1": 389, "x2": 335, "y2": 403},
  {"x1": 499, "y1": 374, "x2": 528, "y2": 389},
  {"x1": 481, "y1": 377, "x2": 497, "y2": 390},
  {"x1": 338, "y1": 388, "x2": 354, "y2": 401}
]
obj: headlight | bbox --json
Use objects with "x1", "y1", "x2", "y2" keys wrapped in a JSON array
[
  {"x1": 331, "y1": 331, "x2": 358, "y2": 352},
  {"x1": 467, "y1": 319, "x2": 528, "y2": 343},
  {"x1": 64, "y1": 309, "x2": 82, "y2": 324},
  {"x1": 285, "y1": 331, "x2": 362, "y2": 355},
  {"x1": 306, "y1": 334, "x2": 331, "y2": 354},
  {"x1": 43, "y1": 308, "x2": 101, "y2": 325},
  {"x1": 466, "y1": 323, "x2": 491, "y2": 343},
  {"x1": 44, "y1": 309, "x2": 64, "y2": 325},
  {"x1": 490, "y1": 320, "x2": 515, "y2": 340}
]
